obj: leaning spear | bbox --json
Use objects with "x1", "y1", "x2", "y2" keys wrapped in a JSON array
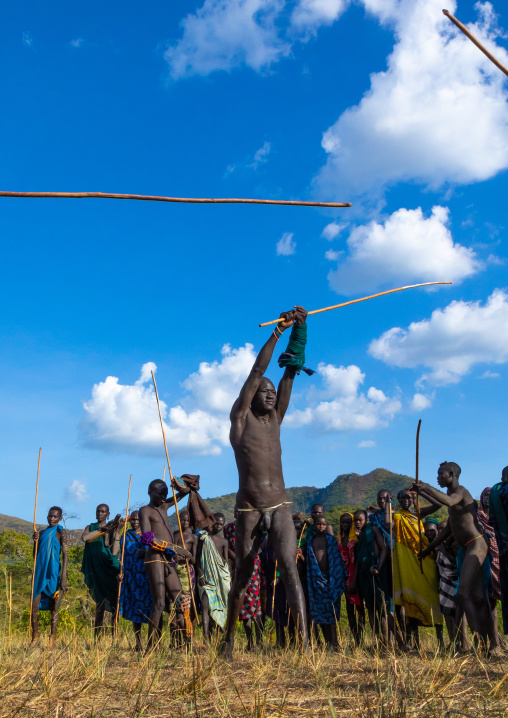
[
  {"x1": 150, "y1": 370, "x2": 199, "y2": 627},
  {"x1": 114, "y1": 474, "x2": 132, "y2": 635},
  {"x1": 443, "y1": 9, "x2": 508, "y2": 77},
  {"x1": 415, "y1": 420, "x2": 424, "y2": 574},
  {"x1": 29, "y1": 448, "x2": 42, "y2": 642}
]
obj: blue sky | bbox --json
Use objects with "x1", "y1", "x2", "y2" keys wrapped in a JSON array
[{"x1": 1, "y1": 0, "x2": 507, "y2": 526}]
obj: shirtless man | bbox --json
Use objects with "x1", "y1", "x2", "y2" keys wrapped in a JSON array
[
  {"x1": 196, "y1": 512, "x2": 230, "y2": 640},
  {"x1": 138, "y1": 479, "x2": 192, "y2": 650},
  {"x1": 222, "y1": 305, "x2": 310, "y2": 658},
  {"x1": 174, "y1": 509, "x2": 198, "y2": 565},
  {"x1": 413, "y1": 461, "x2": 500, "y2": 653}
]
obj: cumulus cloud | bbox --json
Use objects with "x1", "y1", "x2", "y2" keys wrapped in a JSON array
[
  {"x1": 369, "y1": 289, "x2": 508, "y2": 384},
  {"x1": 81, "y1": 349, "x2": 257, "y2": 457},
  {"x1": 321, "y1": 222, "x2": 346, "y2": 240},
  {"x1": 285, "y1": 362, "x2": 402, "y2": 431},
  {"x1": 358, "y1": 439, "x2": 376, "y2": 448},
  {"x1": 65, "y1": 480, "x2": 88, "y2": 503},
  {"x1": 317, "y1": 0, "x2": 508, "y2": 201},
  {"x1": 328, "y1": 206, "x2": 481, "y2": 295},
  {"x1": 165, "y1": 0, "x2": 290, "y2": 79},
  {"x1": 290, "y1": 0, "x2": 350, "y2": 36},
  {"x1": 276, "y1": 232, "x2": 296, "y2": 256},
  {"x1": 410, "y1": 393, "x2": 433, "y2": 411}
]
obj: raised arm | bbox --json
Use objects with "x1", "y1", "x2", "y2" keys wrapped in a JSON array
[
  {"x1": 412, "y1": 481, "x2": 463, "y2": 508},
  {"x1": 230, "y1": 310, "x2": 296, "y2": 422},
  {"x1": 276, "y1": 306, "x2": 308, "y2": 423},
  {"x1": 419, "y1": 493, "x2": 444, "y2": 518},
  {"x1": 81, "y1": 524, "x2": 104, "y2": 543},
  {"x1": 163, "y1": 486, "x2": 191, "y2": 509}
]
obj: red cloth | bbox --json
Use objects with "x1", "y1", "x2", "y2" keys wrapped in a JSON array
[
  {"x1": 338, "y1": 538, "x2": 361, "y2": 607},
  {"x1": 224, "y1": 522, "x2": 262, "y2": 619},
  {"x1": 173, "y1": 474, "x2": 216, "y2": 531}
]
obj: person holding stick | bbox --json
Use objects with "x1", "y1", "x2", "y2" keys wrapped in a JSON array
[
  {"x1": 222, "y1": 306, "x2": 311, "y2": 658},
  {"x1": 81, "y1": 504, "x2": 124, "y2": 637},
  {"x1": 196, "y1": 513, "x2": 231, "y2": 641},
  {"x1": 138, "y1": 479, "x2": 193, "y2": 650},
  {"x1": 31, "y1": 506, "x2": 68, "y2": 647}
]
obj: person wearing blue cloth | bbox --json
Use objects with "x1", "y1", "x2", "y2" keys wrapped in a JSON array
[
  {"x1": 118, "y1": 510, "x2": 153, "y2": 652},
  {"x1": 31, "y1": 506, "x2": 68, "y2": 647},
  {"x1": 306, "y1": 515, "x2": 347, "y2": 648},
  {"x1": 489, "y1": 466, "x2": 508, "y2": 635}
]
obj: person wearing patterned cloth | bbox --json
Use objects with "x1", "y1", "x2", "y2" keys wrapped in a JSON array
[
  {"x1": 118, "y1": 510, "x2": 153, "y2": 651},
  {"x1": 338, "y1": 512, "x2": 364, "y2": 645},
  {"x1": 224, "y1": 508, "x2": 263, "y2": 650},
  {"x1": 305, "y1": 515, "x2": 347, "y2": 648},
  {"x1": 489, "y1": 467, "x2": 508, "y2": 635},
  {"x1": 196, "y1": 513, "x2": 231, "y2": 640}
]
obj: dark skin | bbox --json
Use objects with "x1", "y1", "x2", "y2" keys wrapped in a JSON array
[
  {"x1": 174, "y1": 511, "x2": 198, "y2": 566},
  {"x1": 31, "y1": 509, "x2": 68, "y2": 646},
  {"x1": 138, "y1": 481, "x2": 192, "y2": 650},
  {"x1": 82, "y1": 504, "x2": 125, "y2": 636},
  {"x1": 311, "y1": 517, "x2": 338, "y2": 648},
  {"x1": 223, "y1": 306, "x2": 309, "y2": 658},
  {"x1": 117, "y1": 511, "x2": 145, "y2": 652},
  {"x1": 197, "y1": 514, "x2": 229, "y2": 641},
  {"x1": 339, "y1": 514, "x2": 365, "y2": 646},
  {"x1": 413, "y1": 465, "x2": 499, "y2": 652},
  {"x1": 311, "y1": 505, "x2": 334, "y2": 536}
]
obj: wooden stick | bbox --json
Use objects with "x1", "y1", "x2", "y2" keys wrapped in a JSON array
[
  {"x1": 29, "y1": 448, "x2": 42, "y2": 641},
  {"x1": 0, "y1": 190, "x2": 351, "y2": 209},
  {"x1": 415, "y1": 419, "x2": 424, "y2": 574},
  {"x1": 287, "y1": 521, "x2": 308, "y2": 628},
  {"x1": 388, "y1": 500, "x2": 395, "y2": 608},
  {"x1": 114, "y1": 474, "x2": 133, "y2": 634},
  {"x1": 443, "y1": 9, "x2": 508, "y2": 77},
  {"x1": 259, "y1": 282, "x2": 453, "y2": 327},
  {"x1": 150, "y1": 370, "x2": 199, "y2": 627}
]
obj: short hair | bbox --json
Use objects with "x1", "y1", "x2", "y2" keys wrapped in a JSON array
[
  {"x1": 439, "y1": 461, "x2": 461, "y2": 478},
  {"x1": 48, "y1": 506, "x2": 63, "y2": 517},
  {"x1": 340, "y1": 512, "x2": 352, "y2": 521},
  {"x1": 311, "y1": 504, "x2": 324, "y2": 512},
  {"x1": 180, "y1": 508, "x2": 189, "y2": 517},
  {"x1": 397, "y1": 489, "x2": 410, "y2": 501},
  {"x1": 148, "y1": 479, "x2": 166, "y2": 492},
  {"x1": 314, "y1": 515, "x2": 327, "y2": 524},
  {"x1": 377, "y1": 489, "x2": 393, "y2": 498},
  {"x1": 354, "y1": 509, "x2": 367, "y2": 520},
  {"x1": 214, "y1": 512, "x2": 225, "y2": 520},
  {"x1": 97, "y1": 503, "x2": 110, "y2": 512},
  {"x1": 502, "y1": 466, "x2": 508, "y2": 477}
]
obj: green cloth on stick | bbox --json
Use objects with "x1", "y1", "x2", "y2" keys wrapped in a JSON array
[
  {"x1": 278, "y1": 323, "x2": 315, "y2": 376},
  {"x1": 81, "y1": 522, "x2": 121, "y2": 612}
]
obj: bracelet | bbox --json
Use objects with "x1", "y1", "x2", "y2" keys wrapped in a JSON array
[
  {"x1": 272, "y1": 330, "x2": 280, "y2": 341},
  {"x1": 273, "y1": 325, "x2": 283, "y2": 340}
]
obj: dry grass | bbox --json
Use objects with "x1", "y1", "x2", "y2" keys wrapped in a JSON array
[{"x1": 1, "y1": 625, "x2": 508, "y2": 718}]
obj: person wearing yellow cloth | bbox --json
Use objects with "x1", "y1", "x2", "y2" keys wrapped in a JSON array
[{"x1": 393, "y1": 489, "x2": 442, "y2": 649}]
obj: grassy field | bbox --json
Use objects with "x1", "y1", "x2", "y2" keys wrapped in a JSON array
[{"x1": 2, "y1": 622, "x2": 508, "y2": 718}]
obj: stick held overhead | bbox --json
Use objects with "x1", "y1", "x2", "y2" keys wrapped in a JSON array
[
  {"x1": 259, "y1": 282, "x2": 453, "y2": 327},
  {"x1": 0, "y1": 190, "x2": 351, "y2": 209},
  {"x1": 443, "y1": 9, "x2": 508, "y2": 77}
]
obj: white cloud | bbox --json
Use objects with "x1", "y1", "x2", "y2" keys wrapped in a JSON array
[
  {"x1": 358, "y1": 439, "x2": 376, "y2": 448},
  {"x1": 286, "y1": 362, "x2": 402, "y2": 431},
  {"x1": 276, "y1": 232, "x2": 296, "y2": 256},
  {"x1": 70, "y1": 38, "x2": 84, "y2": 48},
  {"x1": 65, "y1": 480, "x2": 88, "y2": 503},
  {"x1": 81, "y1": 348, "x2": 258, "y2": 457},
  {"x1": 325, "y1": 249, "x2": 341, "y2": 261},
  {"x1": 481, "y1": 370, "x2": 500, "y2": 378},
  {"x1": 291, "y1": 0, "x2": 350, "y2": 36},
  {"x1": 410, "y1": 392, "x2": 433, "y2": 411},
  {"x1": 369, "y1": 289, "x2": 508, "y2": 385},
  {"x1": 164, "y1": 0, "x2": 290, "y2": 79},
  {"x1": 225, "y1": 141, "x2": 271, "y2": 175},
  {"x1": 317, "y1": 0, "x2": 508, "y2": 201},
  {"x1": 321, "y1": 222, "x2": 346, "y2": 240},
  {"x1": 328, "y1": 206, "x2": 481, "y2": 295}
]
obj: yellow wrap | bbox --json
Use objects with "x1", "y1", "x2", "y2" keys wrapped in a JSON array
[
  {"x1": 393, "y1": 510, "x2": 442, "y2": 626},
  {"x1": 347, "y1": 513, "x2": 358, "y2": 542}
]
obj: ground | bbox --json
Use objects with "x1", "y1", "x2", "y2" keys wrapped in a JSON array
[{"x1": 2, "y1": 625, "x2": 508, "y2": 718}]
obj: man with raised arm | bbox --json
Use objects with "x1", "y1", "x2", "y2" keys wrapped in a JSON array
[{"x1": 222, "y1": 305, "x2": 311, "y2": 658}]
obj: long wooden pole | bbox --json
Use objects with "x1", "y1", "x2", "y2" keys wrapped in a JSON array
[
  {"x1": 150, "y1": 370, "x2": 199, "y2": 627},
  {"x1": 29, "y1": 448, "x2": 42, "y2": 640},
  {"x1": 259, "y1": 282, "x2": 452, "y2": 327},
  {"x1": 287, "y1": 521, "x2": 308, "y2": 628},
  {"x1": 0, "y1": 190, "x2": 351, "y2": 209},
  {"x1": 114, "y1": 474, "x2": 132, "y2": 634},
  {"x1": 415, "y1": 420, "x2": 424, "y2": 574},
  {"x1": 443, "y1": 9, "x2": 508, "y2": 77}
]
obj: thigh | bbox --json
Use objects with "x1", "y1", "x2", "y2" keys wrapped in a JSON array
[
  {"x1": 235, "y1": 511, "x2": 263, "y2": 563},
  {"x1": 268, "y1": 505, "x2": 297, "y2": 564},
  {"x1": 165, "y1": 565, "x2": 183, "y2": 601},
  {"x1": 145, "y1": 556, "x2": 166, "y2": 599},
  {"x1": 458, "y1": 541, "x2": 488, "y2": 600}
]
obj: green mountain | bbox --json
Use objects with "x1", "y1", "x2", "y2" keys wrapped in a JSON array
[
  {"x1": 169, "y1": 468, "x2": 416, "y2": 527},
  {"x1": 0, "y1": 513, "x2": 83, "y2": 544}
]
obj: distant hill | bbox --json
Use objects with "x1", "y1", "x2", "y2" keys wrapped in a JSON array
[
  {"x1": 0, "y1": 513, "x2": 83, "y2": 544},
  {"x1": 169, "y1": 468, "x2": 416, "y2": 527}
]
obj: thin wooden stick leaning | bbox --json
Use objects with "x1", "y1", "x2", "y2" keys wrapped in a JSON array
[
  {"x1": 259, "y1": 282, "x2": 453, "y2": 326},
  {"x1": 0, "y1": 190, "x2": 351, "y2": 209},
  {"x1": 415, "y1": 419, "x2": 424, "y2": 574},
  {"x1": 29, "y1": 448, "x2": 42, "y2": 641},
  {"x1": 115, "y1": 474, "x2": 133, "y2": 633},
  {"x1": 150, "y1": 370, "x2": 199, "y2": 627},
  {"x1": 443, "y1": 9, "x2": 508, "y2": 77}
]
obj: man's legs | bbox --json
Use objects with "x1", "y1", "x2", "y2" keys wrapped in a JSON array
[
  {"x1": 268, "y1": 505, "x2": 308, "y2": 648},
  {"x1": 456, "y1": 540, "x2": 498, "y2": 650},
  {"x1": 49, "y1": 593, "x2": 64, "y2": 648},
  {"x1": 30, "y1": 595, "x2": 41, "y2": 643},
  {"x1": 145, "y1": 555, "x2": 168, "y2": 650},
  {"x1": 222, "y1": 512, "x2": 264, "y2": 658}
]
